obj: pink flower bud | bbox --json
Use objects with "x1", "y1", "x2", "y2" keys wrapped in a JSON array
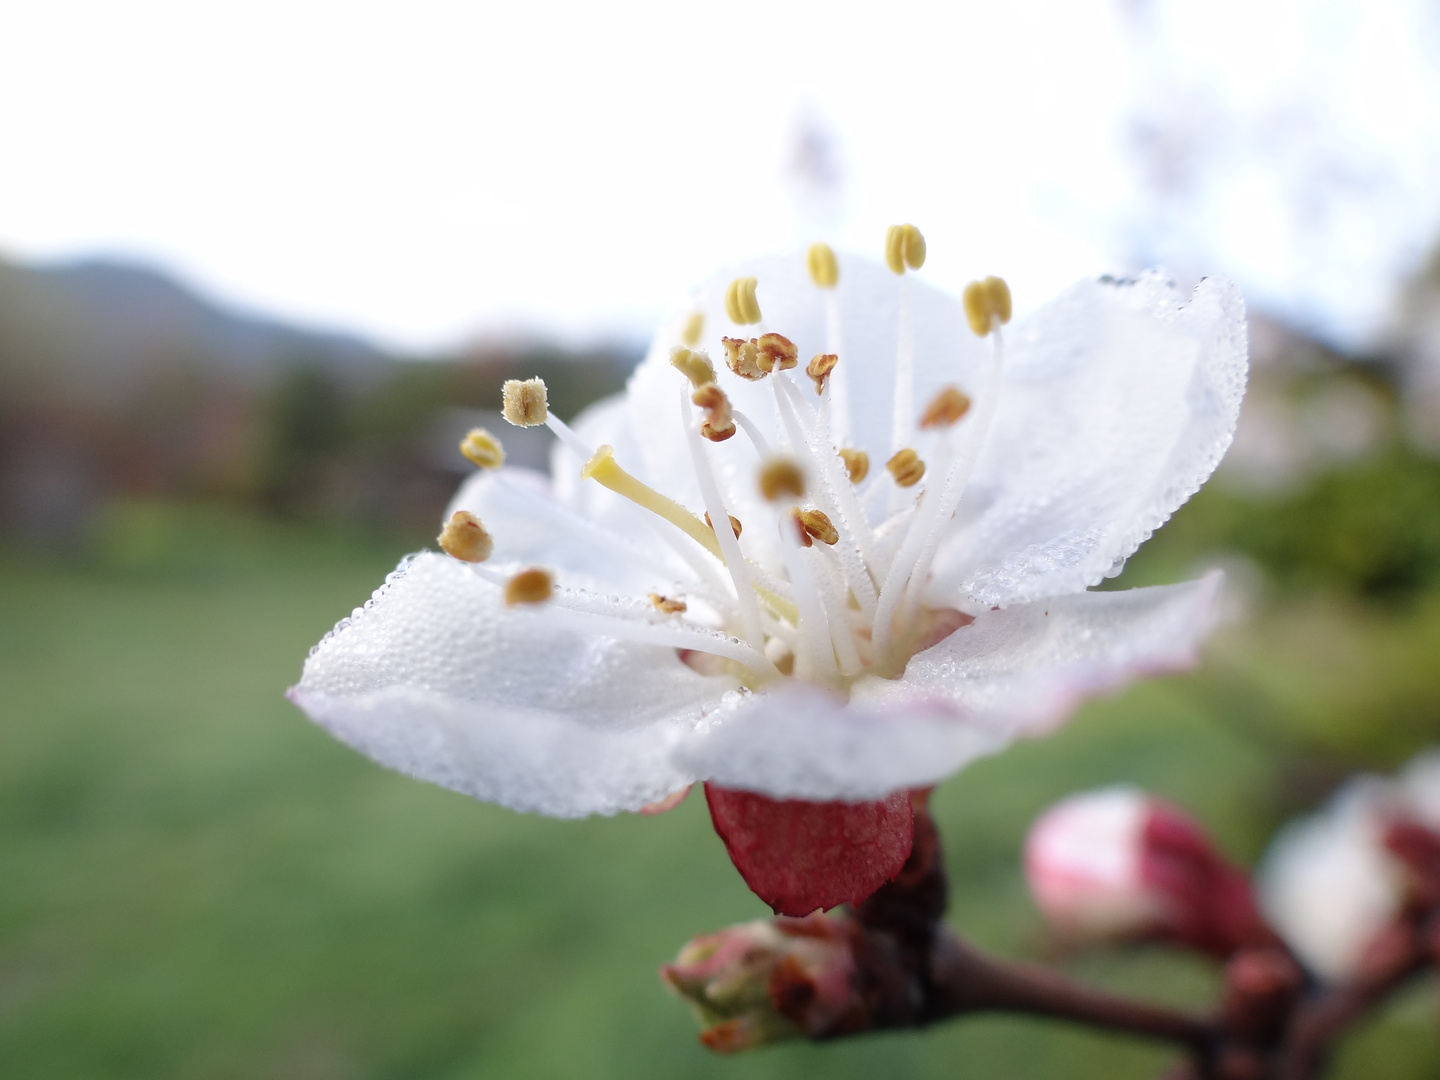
[
  {"x1": 660, "y1": 915, "x2": 859, "y2": 1049},
  {"x1": 1025, "y1": 787, "x2": 1268, "y2": 957}
]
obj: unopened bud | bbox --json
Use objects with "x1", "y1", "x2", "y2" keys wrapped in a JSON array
[
  {"x1": 501, "y1": 377, "x2": 548, "y2": 426},
  {"x1": 504, "y1": 567, "x2": 554, "y2": 606},
  {"x1": 437, "y1": 510, "x2": 493, "y2": 563},
  {"x1": 837, "y1": 448, "x2": 869, "y2": 484},
  {"x1": 758, "y1": 458, "x2": 805, "y2": 501},
  {"x1": 661, "y1": 915, "x2": 858, "y2": 1050},
  {"x1": 806, "y1": 353, "x2": 838, "y2": 395},
  {"x1": 1026, "y1": 787, "x2": 1269, "y2": 958},
  {"x1": 886, "y1": 448, "x2": 925, "y2": 488},
  {"x1": 919, "y1": 385, "x2": 972, "y2": 429},
  {"x1": 671, "y1": 346, "x2": 716, "y2": 388},
  {"x1": 806, "y1": 242, "x2": 839, "y2": 288}
]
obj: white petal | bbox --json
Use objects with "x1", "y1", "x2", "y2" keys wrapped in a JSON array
[
  {"x1": 446, "y1": 466, "x2": 687, "y2": 595},
  {"x1": 855, "y1": 574, "x2": 1224, "y2": 739},
  {"x1": 928, "y1": 273, "x2": 1248, "y2": 607},
  {"x1": 672, "y1": 682, "x2": 1005, "y2": 803},
  {"x1": 291, "y1": 552, "x2": 737, "y2": 817},
  {"x1": 1257, "y1": 780, "x2": 1405, "y2": 982}
]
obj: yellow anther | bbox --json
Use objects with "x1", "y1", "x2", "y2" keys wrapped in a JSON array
[
  {"x1": 919, "y1": 385, "x2": 973, "y2": 429},
  {"x1": 756, "y1": 332, "x2": 799, "y2": 373},
  {"x1": 459, "y1": 427, "x2": 506, "y2": 469},
  {"x1": 806, "y1": 352, "x2": 838, "y2": 395},
  {"x1": 797, "y1": 508, "x2": 839, "y2": 546},
  {"x1": 721, "y1": 336, "x2": 767, "y2": 381},
  {"x1": 807, "y1": 242, "x2": 839, "y2": 288},
  {"x1": 788, "y1": 508, "x2": 814, "y2": 548},
  {"x1": 962, "y1": 275, "x2": 1013, "y2": 336},
  {"x1": 582, "y1": 445, "x2": 723, "y2": 560},
  {"x1": 724, "y1": 276, "x2": 762, "y2": 325},
  {"x1": 501, "y1": 377, "x2": 548, "y2": 426},
  {"x1": 671, "y1": 346, "x2": 716, "y2": 388},
  {"x1": 504, "y1": 567, "x2": 554, "y2": 606},
  {"x1": 437, "y1": 510, "x2": 494, "y2": 563},
  {"x1": 758, "y1": 457, "x2": 806, "y2": 502},
  {"x1": 884, "y1": 223, "x2": 926, "y2": 274},
  {"x1": 649, "y1": 593, "x2": 688, "y2": 615},
  {"x1": 692, "y1": 383, "x2": 736, "y2": 442},
  {"x1": 704, "y1": 511, "x2": 743, "y2": 539},
  {"x1": 681, "y1": 311, "x2": 705, "y2": 347},
  {"x1": 838, "y1": 447, "x2": 869, "y2": 484},
  {"x1": 887, "y1": 448, "x2": 925, "y2": 488}
]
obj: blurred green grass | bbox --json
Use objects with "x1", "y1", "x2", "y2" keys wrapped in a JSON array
[{"x1": 1, "y1": 499, "x2": 1437, "y2": 1079}]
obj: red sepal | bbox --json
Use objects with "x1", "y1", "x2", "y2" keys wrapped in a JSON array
[{"x1": 704, "y1": 783, "x2": 915, "y2": 916}]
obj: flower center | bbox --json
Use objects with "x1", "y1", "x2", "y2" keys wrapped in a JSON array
[{"x1": 453, "y1": 231, "x2": 1012, "y2": 696}]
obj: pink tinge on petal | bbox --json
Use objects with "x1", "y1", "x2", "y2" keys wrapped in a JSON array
[
  {"x1": 704, "y1": 783, "x2": 915, "y2": 917},
  {"x1": 639, "y1": 784, "x2": 694, "y2": 816},
  {"x1": 1141, "y1": 802, "x2": 1273, "y2": 958}
]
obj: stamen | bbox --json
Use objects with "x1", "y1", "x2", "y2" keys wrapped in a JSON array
[
  {"x1": 776, "y1": 514, "x2": 839, "y2": 685},
  {"x1": 806, "y1": 352, "x2": 838, "y2": 395},
  {"x1": 756, "y1": 332, "x2": 799, "y2": 373},
  {"x1": 807, "y1": 242, "x2": 839, "y2": 288},
  {"x1": 809, "y1": 547, "x2": 864, "y2": 677},
  {"x1": 788, "y1": 508, "x2": 813, "y2": 548},
  {"x1": 796, "y1": 508, "x2": 838, "y2": 545},
  {"x1": 500, "y1": 376, "x2": 591, "y2": 458},
  {"x1": 838, "y1": 448, "x2": 869, "y2": 484},
  {"x1": 681, "y1": 311, "x2": 705, "y2": 347},
  {"x1": 884, "y1": 223, "x2": 926, "y2": 274},
  {"x1": 887, "y1": 448, "x2": 925, "y2": 488},
  {"x1": 678, "y1": 386, "x2": 767, "y2": 649},
  {"x1": 671, "y1": 346, "x2": 716, "y2": 388},
  {"x1": 919, "y1": 385, "x2": 972, "y2": 429},
  {"x1": 649, "y1": 593, "x2": 687, "y2": 615},
  {"x1": 691, "y1": 384, "x2": 737, "y2": 442},
  {"x1": 758, "y1": 457, "x2": 806, "y2": 501},
  {"x1": 963, "y1": 275, "x2": 1013, "y2": 336},
  {"x1": 504, "y1": 567, "x2": 554, "y2": 606},
  {"x1": 501, "y1": 378, "x2": 548, "y2": 426},
  {"x1": 704, "y1": 512, "x2": 743, "y2": 539},
  {"x1": 438, "y1": 510, "x2": 493, "y2": 563},
  {"x1": 721, "y1": 337, "x2": 767, "y2": 381},
  {"x1": 459, "y1": 428, "x2": 506, "y2": 469},
  {"x1": 581, "y1": 445, "x2": 722, "y2": 560},
  {"x1": 723, "y1": 276, "x2": 762, "y2": 325}
]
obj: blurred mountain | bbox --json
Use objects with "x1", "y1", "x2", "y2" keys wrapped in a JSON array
[
  {"x1": 0, "y1": 255, "x2": 392, "y2": 407},
  {"x1": 0, "y1": 254, "x2": 638, "y2": 545}
]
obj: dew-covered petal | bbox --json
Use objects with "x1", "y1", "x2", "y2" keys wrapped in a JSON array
[
  {"x1": 705, "y1": 783, "x2": 914, "y2": 916},
  {"x1": 927, "y1": 273, "x2": 1247, "y2": 607},
  {"x1": 673, "y1": 682, "x2": 1006, "y2": 802},
  {"x1": 859, "y1": 575, "x2": 1224, "y2": 740},
  {"x1": 290, "y1": 552, "x2": 738, "y2": 817}
]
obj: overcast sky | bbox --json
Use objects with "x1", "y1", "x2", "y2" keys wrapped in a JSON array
[{"x1": 4, "y1": 0, "x2": 1439, "y2": 351}]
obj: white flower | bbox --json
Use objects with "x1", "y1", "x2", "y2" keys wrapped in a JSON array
[
  {"x1": 290, "y1": 250, "x2": 1247, "y2": 819},
  {"x1": 1258, "y1": 749, "x2": 1440, "y2": 982}
]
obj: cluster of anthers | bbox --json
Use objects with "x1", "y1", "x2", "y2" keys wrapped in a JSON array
[{"x1": 436, "y1": 226, "x2": 1012, "y2": 691}]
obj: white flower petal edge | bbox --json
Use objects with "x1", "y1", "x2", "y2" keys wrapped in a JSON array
[
  {"x1": 290, "y1": 552, "x2": 738, "y2": 817},
  {"x1": 673, "y1": 575, "x2": 1223, "y2": 802}
]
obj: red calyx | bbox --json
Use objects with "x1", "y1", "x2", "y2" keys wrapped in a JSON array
[
  {"x1": 1140, "y1": 802, "x2": 1275, "y2": 958},
  {"x1": 705, "y1": 784, "x2": 915, "y2": 917}
]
